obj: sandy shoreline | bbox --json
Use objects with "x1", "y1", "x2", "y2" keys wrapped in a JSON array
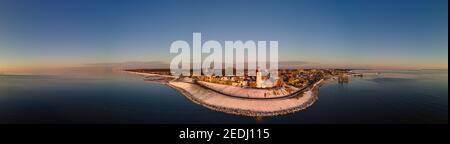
[
  {"x1": 128, "y1": 71, "x2": 330, "y2": 116},
  {"x1": 126, "y1": 71, "x2": 176, "y2": 78}
]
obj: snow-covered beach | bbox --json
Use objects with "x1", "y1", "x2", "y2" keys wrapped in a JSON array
[{"x1": 128, "y1": 71, "x2": 327, "y2": 116}]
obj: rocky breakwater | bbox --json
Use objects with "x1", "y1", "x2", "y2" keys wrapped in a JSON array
[{"x1": 168, "y1": 79, "x2": 326, "y2": 116}]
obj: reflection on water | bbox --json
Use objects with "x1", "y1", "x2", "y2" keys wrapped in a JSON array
[
  {"x1": 338, "y1": 74, "x2": 349, "y2": 84},
  {"x1": 255, "y1": 116, "x2": 265, "y2": 123},
  {"x1": 0, "y1": 70, "x2": 447, "y2": 124}
]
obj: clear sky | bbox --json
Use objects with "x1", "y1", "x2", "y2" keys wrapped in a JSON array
[{"x1": 0, "y1": 0, "x2": 448, "y2": 71}]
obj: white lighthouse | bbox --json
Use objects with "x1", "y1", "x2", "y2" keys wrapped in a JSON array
[{"x1": 256, "y1": 69, "x2": 263, "y2": 88}]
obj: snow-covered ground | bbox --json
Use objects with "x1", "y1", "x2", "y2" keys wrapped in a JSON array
[{"x1": 197, "y1": 81, "x2": 301, "y2": 99}]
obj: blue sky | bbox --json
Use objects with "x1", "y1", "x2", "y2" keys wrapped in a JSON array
[{"x1": 0, "y1": 0, "x2": 448, "y2": 70}]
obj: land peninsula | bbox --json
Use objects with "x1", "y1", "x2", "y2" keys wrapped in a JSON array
[{"x1": 126, "y1": 68, "x2": 352, "y2": 116}]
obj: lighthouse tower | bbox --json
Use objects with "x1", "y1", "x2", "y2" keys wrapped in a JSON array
[{"x1": 256, "y1": 68, "x2": 262, "y2": 88}]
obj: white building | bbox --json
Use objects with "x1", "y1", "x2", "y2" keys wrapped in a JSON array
[{"x1": 256, "y1": 71, "x2": 262, "y2": 88}]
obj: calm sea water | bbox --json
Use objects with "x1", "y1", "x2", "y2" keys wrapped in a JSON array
[{"x1": 0, "y1": 70, "x2": 447, "y2": 124}]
